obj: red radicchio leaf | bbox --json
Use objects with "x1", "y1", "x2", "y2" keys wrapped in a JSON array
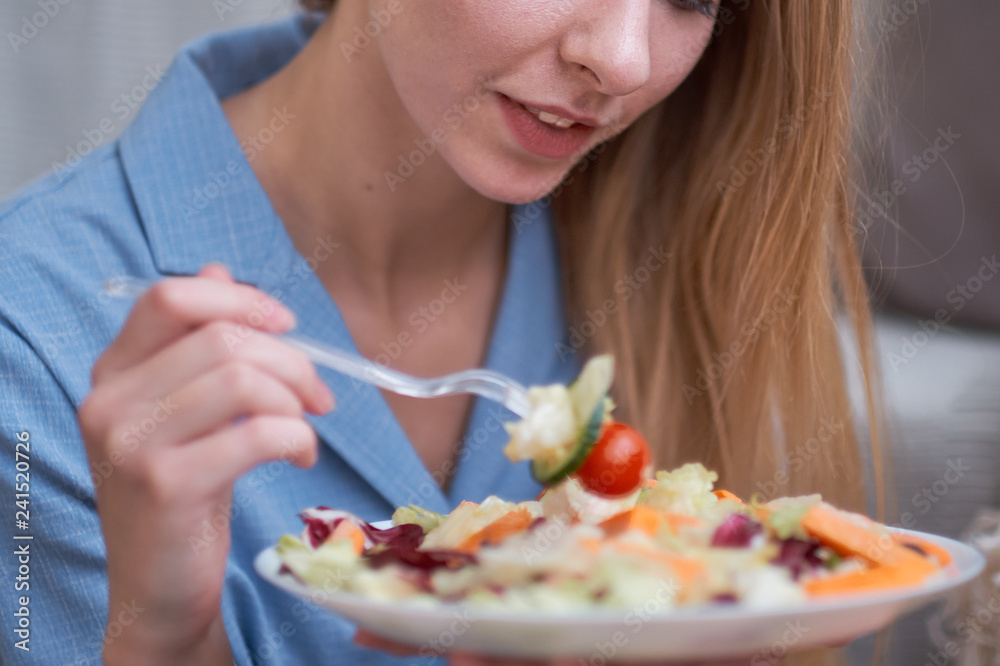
[
  {"x1": 364, "y1": 545, "x2": 476, "y2": 571},
  {"x1": 770, "y1": 538, "x2": 823, "y2": 581},
  {"x1": 297, "y1": 508, "x2": 373, "y2": 549},
  {"x1": 711, "y1": 513, "x2": 764, "y2": 548},
  {"x1": 361, "y1": 523, "x2": 476, "y2": 572},
  {"x1": 358, "y1": 522, "x2": 425, "y2": 548},
  {"x1": 299, "y1": 513, "x2": 342, "y2": 548},
  {"x1": 295, "y1": 511, "x2": 476, "y2": 572}
]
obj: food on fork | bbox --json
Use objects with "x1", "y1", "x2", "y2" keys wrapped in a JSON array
[{"x1": 502, "y1": 355, "x2": 652, "y2": 497}]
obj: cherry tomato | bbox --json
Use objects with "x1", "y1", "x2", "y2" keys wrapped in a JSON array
[{"x1": 574, "y1": 422, "x2": 652, "y2": 497}]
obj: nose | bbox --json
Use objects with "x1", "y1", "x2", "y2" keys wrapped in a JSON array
[{"x1": 559, "y1": 0, "x2": 652, "y2": 97}]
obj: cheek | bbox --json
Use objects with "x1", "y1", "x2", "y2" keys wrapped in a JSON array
[
  {"x1": 638, "y1": 23, "x2": 714, "y2": 112},
  {"x1": 374, "y1": 2, "x2": 521, "y2": 132},
  {"x1": 376, "y1": 0, "x2": 574, "y2": 106},
  {"x1": 371, "y1": 1, "x2": 574, "y2": 202}
]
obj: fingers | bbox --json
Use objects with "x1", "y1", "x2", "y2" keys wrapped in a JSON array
[
  {"x1": 106, "y1": 321, "x2": 335, "y2": 417},
  {"x1": 126, "y1": 362, "x2": 309, "y2": 449},
  {"x1": 177, "y1": 415, "x2": 318, "y2": 491},
  {"x1": 80, "y1": 267, "x2": 333, "y2": 479},
  {"x1": 197, "y1": 263, "x2": 234, "y2": 283},
  {"x1": 94, "y1": 273, "x2": 295, "y2": 383}
]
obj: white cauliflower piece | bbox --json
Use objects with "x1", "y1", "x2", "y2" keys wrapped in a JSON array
[{"x1": 503, "y1": 385, "x2": 578, "y2": 464}]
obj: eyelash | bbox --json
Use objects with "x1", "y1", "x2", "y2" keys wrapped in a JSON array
[{"x1": 670, "y1": 0, "x2": 721, "y2": 19}]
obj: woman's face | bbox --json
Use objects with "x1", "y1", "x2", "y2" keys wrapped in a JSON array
[{"x1": 373, "y1": 0, "x2": 718, "y2": 204}]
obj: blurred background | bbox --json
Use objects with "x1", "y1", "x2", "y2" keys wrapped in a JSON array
[
  {"x1": 0, "y1": 0, "x2": 295, "y2": 197},
  {"x1": 2, "y1": 1, "x2": 998, "y2": 664}
]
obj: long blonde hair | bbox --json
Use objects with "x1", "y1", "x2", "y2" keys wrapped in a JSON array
[
  {"x1": 552, "y1": 5, "x2": 887, "y2": 663},
  {"x1": 553, "y1": 0, "x2": 884, "y2": 515}
]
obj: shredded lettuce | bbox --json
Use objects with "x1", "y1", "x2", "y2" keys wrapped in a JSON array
[
  {"x1": 276, "y1": 535, "x2": 360, "y2": 590},
  {"x1": 419, "y1": 496, "x2": 519, "y2": 551},
  {"x1": 763, "y1": 495, "x2": 822, "y2": 540},
  {"x1": 392, "y1": 505, "x2": 446, "y2": 533},
  {"x1": 640, "y1": 463, "x2": 719, "y2": 515}
]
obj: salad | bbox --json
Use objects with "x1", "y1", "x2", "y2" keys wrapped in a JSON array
[{"x1": 272, "y1": 357, "x2": 950, "y2": 612}]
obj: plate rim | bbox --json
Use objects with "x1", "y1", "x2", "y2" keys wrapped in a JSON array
[{"x1": 253, "y1": 526, "x2": 985, "y2": 625}]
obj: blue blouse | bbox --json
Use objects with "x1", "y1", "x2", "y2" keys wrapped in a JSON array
[{"x1": 0, "y1": 14, "x2": 578, "y2": 666}]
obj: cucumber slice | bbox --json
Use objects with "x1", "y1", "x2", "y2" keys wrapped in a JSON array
[
  {"x1": 531, "y1": 355, "x2": 614, "y2": 485},
  {"x1": 568, "y1": 355, "x2": 614, "y2": 423},
  {"x1": 532, "y1": 400, "x2": 605, "y2": 485}
]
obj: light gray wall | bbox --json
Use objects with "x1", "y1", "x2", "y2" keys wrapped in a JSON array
[
  {"x1": 0, "y1": 0, "x2": 295, "y2": 198},
  {"x1": 859, "y1": 1, "x2": 1000, "y2": 331}
]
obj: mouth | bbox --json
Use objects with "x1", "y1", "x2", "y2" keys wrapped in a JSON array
[
  {"x1": 523, "y1": 105, "x2": 580, "y2": 129},
  {"x1": 498, "y1": 94, "x2": 598, "y2": 161}
]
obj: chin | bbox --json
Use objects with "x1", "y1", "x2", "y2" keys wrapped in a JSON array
[{"x1": 448, "y1": 149, "x2": 576, "y2": 206}]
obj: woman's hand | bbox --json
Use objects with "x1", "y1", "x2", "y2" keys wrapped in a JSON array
[{"x1": 79, "y1": 264, "x2": 334, "y2": 664}]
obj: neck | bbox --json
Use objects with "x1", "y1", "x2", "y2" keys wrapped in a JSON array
[{"x1": 222, "y1": 6, "x2": 508, "y2": 295}]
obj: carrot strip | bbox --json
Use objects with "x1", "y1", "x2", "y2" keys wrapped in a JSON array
[
  {"x1": 804, "y1": 564, "x2": 934, "y2": 596},
  {"x1": 456, "y1": 508, "x2": 535, "y2": 552},
  {"x1": 610, "y1": 542, "x2": 705, "y2": 588},
  {"x1": 800, "y1": 504, "x2": 935, "y2": 571},
  {"x1": 600, "y1": 506, "x2": 664, "y2": 537},
  {"x1": 661, "y1": 513, "x2": 704, "y2": 534},
  {"x1": 456, "y1": 532, "x2": 484, "y2": 553},
  {"x1": 891, "y1": 533, "x2": 953, "y2": 567},
  {"x1": 482, "y1": 508, "x2": 534, "y2": 545},
  {"x1": 330, "y1": 521, "x2": 365, "y2": 555},
  {"x1": 713, "y1": 489, "x2": 742, "y2": 503}
]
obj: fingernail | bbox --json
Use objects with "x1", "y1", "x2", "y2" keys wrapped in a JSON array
[{"x1": 316, "y1": 382, "x2": 335, "y2": 412}]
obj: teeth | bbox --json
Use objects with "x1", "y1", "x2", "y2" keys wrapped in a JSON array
[{"x1": 524, "y1": 105, "x2": 578, "y2": 129}]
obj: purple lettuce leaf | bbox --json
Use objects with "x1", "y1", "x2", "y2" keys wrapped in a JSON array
[
  {"x1": 711, "y1": 513, "x2": 764, "y2": 548},
  {"x1": 770, "y1": 537, "x2": 824, "y2": 581},
  {"x1": 361, "y1": 522, "x2": 476, "y2": 572}
]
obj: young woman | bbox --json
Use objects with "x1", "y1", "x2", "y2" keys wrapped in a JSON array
[{"x1": 0, "y1": 0, "x2": 882, "y2": 664}]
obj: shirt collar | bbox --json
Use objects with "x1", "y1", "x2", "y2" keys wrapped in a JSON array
[{"x1": 118, "y1": 14, "x2": 323, "y2": 285}]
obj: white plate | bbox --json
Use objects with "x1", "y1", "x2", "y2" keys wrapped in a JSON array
[{"x1": 254, "y1": 527, "x2": 984, "y2": 661}]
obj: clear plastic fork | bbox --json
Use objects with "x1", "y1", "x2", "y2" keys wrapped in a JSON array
[{"x1": 103, "y1": 276, "x2": 532, "y2": 418}]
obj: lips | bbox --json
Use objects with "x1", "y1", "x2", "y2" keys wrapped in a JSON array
[
  {"x1": 498, "y1": 94, "x2": 597, "y2": 161},
  {"x1": 524, "y1": 105, "x2": 579, "y2": 129}
]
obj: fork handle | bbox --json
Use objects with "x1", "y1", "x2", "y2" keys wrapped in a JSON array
[{"x1": 102, "y1": 276, "x2": 532, "y2": 417}]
